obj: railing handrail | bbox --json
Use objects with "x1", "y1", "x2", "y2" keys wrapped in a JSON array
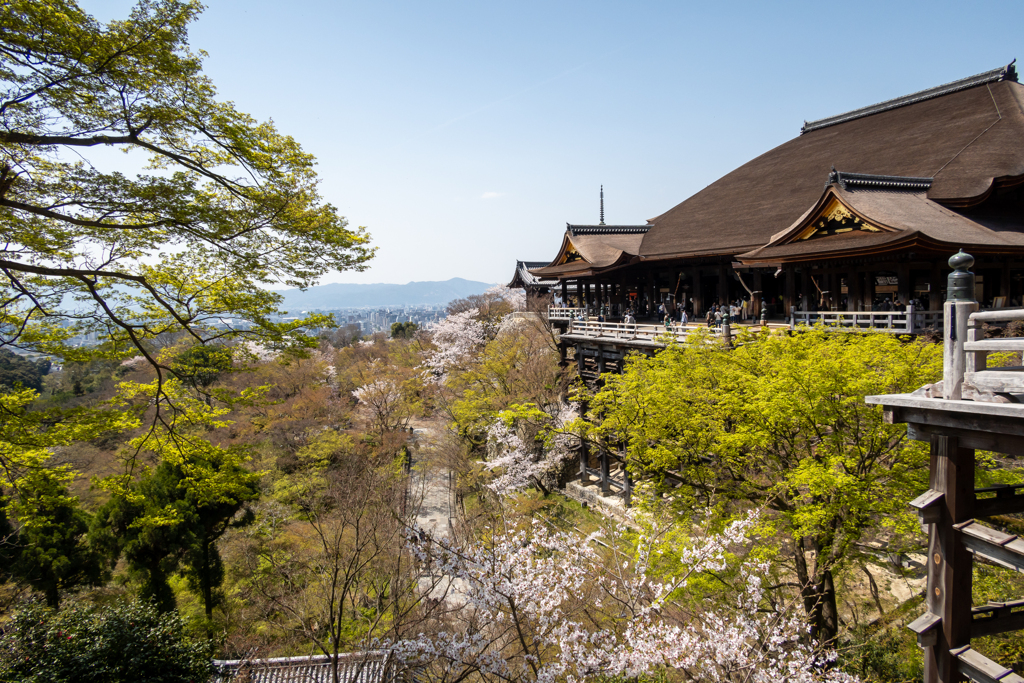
[{"x1": 969, "y1": 307, "x2": 1024, "y2": 323}]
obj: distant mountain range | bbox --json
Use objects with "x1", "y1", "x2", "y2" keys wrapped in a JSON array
[{"x1": 271, "y1": 278, "x2": 496, "y2": 311}]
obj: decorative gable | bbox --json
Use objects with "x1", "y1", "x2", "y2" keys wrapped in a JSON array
[{"x1": 793, "y1": 197, "x2": 887, "y2": 242}]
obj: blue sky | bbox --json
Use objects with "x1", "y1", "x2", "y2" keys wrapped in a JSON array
[{"x1": 81, "y1": 1, "x2": 1021, "y2": 285}]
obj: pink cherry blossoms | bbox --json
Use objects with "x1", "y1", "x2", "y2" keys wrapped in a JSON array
[
  {"x1": 422, "y1": 308, "x2": 486, "y2": 383},
  {"x1": 391, "y1": 512, "x2": 856, "y2": 683},
  {"x1": 483, "y1": 403, "x2": 577, "y2": 496}
]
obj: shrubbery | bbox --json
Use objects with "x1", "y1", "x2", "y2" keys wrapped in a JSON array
[{"x1": 0, "y1": 599, "x2": 213, "y2": 683}]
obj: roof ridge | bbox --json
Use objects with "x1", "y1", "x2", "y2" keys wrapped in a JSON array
[
  {"x1": 567, "y1": 224, "x2": 650, "y2": 236},
  {"x1": 802, "y1": 61, "x2": 1017, "y2": 134},
  {"x1": 827, "y1": 168, "x2": 934, "y2": 191}
]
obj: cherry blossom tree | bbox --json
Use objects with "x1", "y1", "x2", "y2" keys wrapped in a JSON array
[
  {"x1": 422, "y1": 309, "x2": 486, "y2": 384},
  {"x1": 390, "y1": 512, "x2": 856, "y2": 683},
  {"x1": 352, "y1": 360, "x2": 413, "y2": 439},
  {"x1": 483, "y1": 403, "x2": 576, "y2": 496}
]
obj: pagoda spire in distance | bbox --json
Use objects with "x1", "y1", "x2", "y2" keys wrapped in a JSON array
[{"x1": 599, "y1": 185, "x2": 605, "y2": 225}]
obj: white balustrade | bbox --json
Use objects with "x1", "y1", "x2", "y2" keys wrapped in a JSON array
[
  {"x1": 791, "y1": 305, "x2": 944, "y2": 334},
  {"x1": 547, "y1": 306, "x2": 587, "y2": 321},
  {"x1": 565, "y1": 319, "x2": 716, "y2": 345}
]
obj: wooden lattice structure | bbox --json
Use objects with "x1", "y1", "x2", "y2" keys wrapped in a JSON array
[{"x1": 867, "y1": 252, "x2": 1024, "y2": 683}]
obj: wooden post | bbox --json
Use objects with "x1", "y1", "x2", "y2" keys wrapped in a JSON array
[
  {"x1": 930, "y1": 264, "x2": 944, "y2": 311},
  {"x1": 943, "y1": 252, "x2": 978, "y2": 401},
  {"x1": 800, "y1": 268, "x2": 810, "y2": 312},
  {"x1": 718, "y1": 263, "x2": 729, "y2": 305},
  {"x1": 623, "y1": 468, "x2": 632, "y2": 508},
  {"x1": 848, "y1": 268, "x2": 860, "y2": 311},
  {"x1": 579, "y1": 440, "x2": 588, "y2": 483},
  {"x1": 600, "y1": 449, "x2": 610, "y2": 494},
  {"x1": 693, "y1": 267, "x2": 704, "y2": 317},
  {"x1": 561, "y1": 280, "x2": 568, "y2": 306},
  {"x1": 924, "y1": 436, "x2": 975, "y2": 683},
  {"x1": 784, "y1": 266, "x2": 796, "y2": 317}
]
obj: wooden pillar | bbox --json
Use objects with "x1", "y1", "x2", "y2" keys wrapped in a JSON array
[
  {"x1": 784, "y1": 266, "x2": 796, "y2": 318},
  {"x1": 1001, "y1": 260, "x2": 1011, "y2": 299},
  {"x1": 930, "y1": 264, "x2": 944, "y2": 311},
  {"x1": 864, "y1": 270, "x2": 875, "y2": 311},
  {"x1": 600, "y1": 449, "x2": 610, "y2": 494},
  {"x1": 717, "y1": 263, "x2": 729, "y2": 305},
  {"x1": 800, "y1": 268, "x2": 810, "y2": 312},
  {"x1": 752, "y1": 270, "x2": 763, "y2": 316},
  {"x1": 693, "y1": 267, "x2": 704, "y2": 316},
  {"x1": 576, "y1": 346, "x2": 584, "y2": 374},
  {"x1": 623, "y1": 468, "x2": 632, "y2": 508},
  {"x1": 898, "y1": 262, "x2": 911, "y2": 306},
  {"x1": 579, "y1": 440, "x2": 588, "y2": 482},
  {"x1": 596, "y1": 347, "x2": 605, "y2": 374},
  {"x1": 924, "y1": 436, "x2": 975, "y2": 683},
  {"x1": 561, "y1": 280, "x2": 567, "y2": 306}
]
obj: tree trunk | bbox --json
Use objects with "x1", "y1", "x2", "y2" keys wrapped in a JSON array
[
  {"x1": 792, "y1": 539, "x2": 839, "y2": 645},
  {"x1": 818, "y1": 568, "x2": 839, "y2": 645},
  {"x1": 202, "y1": 539, "x2": 214, "y2": 621}
]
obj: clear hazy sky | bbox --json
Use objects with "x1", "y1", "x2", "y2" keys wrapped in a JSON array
[{"x1": 80, "y1": 0, "x2": 1021, "y2": 285}]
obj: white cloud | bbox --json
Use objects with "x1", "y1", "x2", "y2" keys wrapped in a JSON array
[{"x1": 480, "y1": 191, "x2": 503, "y2": 200}]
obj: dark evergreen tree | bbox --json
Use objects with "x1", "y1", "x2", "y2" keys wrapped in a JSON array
[
  {"x1": 8, "y1": 470, "x2": 103, "y2": 608},
  {"x1": 92, "y1": 459, "x2": 258, "y2": 616}
]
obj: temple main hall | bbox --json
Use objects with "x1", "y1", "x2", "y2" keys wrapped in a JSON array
[{"x1": 521, "y1": 62, "x2": 1024, "y2": 322}]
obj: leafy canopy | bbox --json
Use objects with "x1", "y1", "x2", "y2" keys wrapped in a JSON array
[{"x1": 0, "y1": 0, "x2": 374, "y2": 367}]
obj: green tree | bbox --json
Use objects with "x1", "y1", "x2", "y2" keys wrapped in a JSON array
[
  {"x1": 0, "y1": 349, "x2": 49, "y2": 392},
  {"x1": 390, "y1": 321, "x2": 418, "y2": 339},
  {"x1": 586, "y1": 328, "x2": 945, "y2": 644},
  {"x1": 93, "y1": 383, "x2": 260, "y2": 615},
  {"x1": 0, "y1": 0, "x2": 374, "y2": 484},
  {"x1": 170, "y1": 343, "x2": 233, "y2": 405},
  {"x1": 0, "y1": 599, "x2": 213, "y2": 683},
  {"x1": 7, "y1": 468, "x2": 103, "y2": 608}
]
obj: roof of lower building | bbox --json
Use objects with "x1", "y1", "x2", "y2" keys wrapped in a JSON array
[
  {"x1": 509, "y1": 260, "x2": 558, "y2": 288},
  {"x1": 213, "y1": 651, "x2": 393, "y2": 683}
]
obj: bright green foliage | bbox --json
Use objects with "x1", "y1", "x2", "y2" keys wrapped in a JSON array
[
  {"x1": 93, "y1": 379, "x2": 260, "y2": 613},
  {"x1": 7, "y1": 468, "x2": 103, "y2": 608},
  {"x1": 0, "y1": 385, "x2": 135, "y2": 497},
  {"x1": 0, "y1": 599, "x2": 213, "y2": 683},
  {"x1": 586, "y1": 327, "x2": 944, "y2": 641},
  {"x1": 1, "y1": 0, "x2": 373, "y2": 361},
  {"x1": 446, "y1": 323, "x2": 562, "y2": 446}
]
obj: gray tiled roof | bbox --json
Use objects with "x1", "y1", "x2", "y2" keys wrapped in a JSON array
[{"x1": 213, "y1": 650, "x2": 393, "y2": 683}]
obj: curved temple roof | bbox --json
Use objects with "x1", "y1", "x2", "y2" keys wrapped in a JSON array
[
  {"x1": 637, "y1": 63, "x2": 1024, "y2": 263},
  {"x1": 737, "y1": 175, "x2": 1024, "y2": 264}
]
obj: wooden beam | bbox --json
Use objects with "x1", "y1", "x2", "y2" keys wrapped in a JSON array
[
  {"x1": 951, "y1": 646, "x2": 1024, "y2": 683},
  {"x1": 970, "y1": 600, "x2": 1024, "y2": 638},
  {"x1": 906, "y1": 423, "x2": 1024, "y2": 459},
  {"x1": 956, "y1": 519, "x2": 1024, "y2": 573}
]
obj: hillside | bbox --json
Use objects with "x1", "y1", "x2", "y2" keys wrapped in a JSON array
[{"x1": 271, "y1": 277, "x2": 496, "y2": 310}]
